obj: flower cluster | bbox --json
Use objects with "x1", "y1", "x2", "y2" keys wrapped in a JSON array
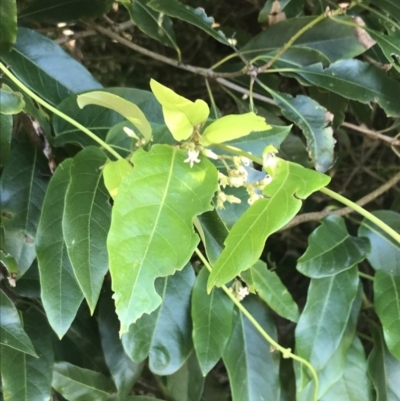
[
  {"x1": 229, "y1": 279, "x2": 250, "y2": 301},
  {"x1": 123, "y1": 126, "x2": 147, "y2": 147}
]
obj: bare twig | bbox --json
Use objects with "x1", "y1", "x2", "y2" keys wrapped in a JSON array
[
  {"x1": 281, "y1": 170, "x2": 400, "y2": 230},
  {"x1": 342, "y1": 122, "x2": 400, "y2": 147}
]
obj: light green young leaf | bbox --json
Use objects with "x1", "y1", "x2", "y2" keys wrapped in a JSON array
[
  {"x1": 242, "y1": 260, "x2": 299, "y2": 322},
  {"x1": 297, "y1": 215, "x2": 370, "y2": 278},
  {"x1": 201, "y1": 113, "x2": 270, "y2": 146},
  {"x1": 36, "y1": 159, "x2": 83, "y2": 339},
  {"x1": 122, "y1": 264, "x2": 195, "y2": 375},
  {"x1": 207, "y1": 158, "x2": 330, "y2": 291},
  {"x1": 63, "y1": 147, "x2": 111, "y2": 313},
  {"x1": 0, "y1": 250, "x2": 18, "y2": 274},
  {"x1": 374, "y1": 270, "x2": 400, "y2": 361},
  {"x1": 0, "y1": 289, "x2": 37, "y2": 356},
  {"x1": 102, "y1": 159, "x2": 133, "y2": 200},
  {"x1": 108, "y1": 144, "x2": 217, "y2": 333},
  {"x1": 192, "y1": 267, "x2": 234, "y2": 376},
  {"x1": 150, "y1": 79, "x2": 209, "y2": 141},
  {"x1": 52, "y1": 362, "x2": 116, "y2": 401},
  {"x1": 0, "y1": 84, "x2": 25, "y2": 114},
  {"x1": 77, "y1": 91, "x2": 152, "y2": 143}
]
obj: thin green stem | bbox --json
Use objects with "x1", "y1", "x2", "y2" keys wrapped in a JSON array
[
  {"x1": 205, "y1": 79, "x2": 219, "y2": 119},
  {"x1": 320, "y1": 187, "x2": 400, "y2": 245},
  {"x1": 213, "y1": 143, "x2": 263, "y2": 165},
  {"x1": 358, "y1": 271, "x2": 374, "y2": 281},
  {"x1": 0, "y1": 62, "x2": 122, "y2": 160},
  {"x1": 194, "y1": 247, "x2": 320, "y2": 401}
]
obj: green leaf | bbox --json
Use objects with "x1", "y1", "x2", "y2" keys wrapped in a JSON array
[
  {"x1": 321, "y1": 337, "x2": 372, "y2": 401},
  {"x1": 241, "y1": 16, "x2": 367, "y2": 63},
  {"x1": 201, "y1": 113, "x2": 271, "y2": 146},
  {"x1": 191, "y1": 267, "x2": 234, "y2": 376},
  {"x1": 0, "y1": 134, "x2": 50, "y2": 276},
  {"x1": 368, "y1": 322, "x2": 400, "y2": 400},
  {"x1": 0, "y1": 114, "x2": 12, "y2": 167},
  {"x1": 122, "y1": 264, "x2": 195, "y2": 375},
  {"x1": 297, "y1": 215, "x2": 370, "y2": 278},
  {"x1": 258, "y1": 0, "x2": 303, "y2": 23},
  {"x1": 207, "y1": 158, "x2": 330, "y2": 290},
  {"x1": 0, "y1": 84, "x2": 25, "y2": 114},
  {"x1": 119, "y1": 0, "x2": 178, "y2": 50},
  {"x1": 294, "y1": 267, "x2": 359, "y2": 386},
  {"x1": 369, "y1": 0, "x2": 400, "y2": 23},
  {"x1": 54, "y1": 88, "x2": 163, "y2": 148},
  {"x1": 0, "y1": 289, "x2": 37, "y2": 356},
  {"x1": 0, "y1": 28, "x2": 101, "y2": 106},
  {"x1": 63, "y1": 147, "x2": 111, "y2": 313},
  {"x1": 358, "y1": 210, "x2": 400, "y2": 275},
  {"x1": 19, "y1": 0, "x2": 114, "y2": 23},
  {"x1": 150, "y1": 79, "x2": 209, "y2": 141},
  {"x1": 98, "y1": 288, "x2": 143, "y2": 397},
  {"x1": 369, "y1": 30, "x2": 400, "y2": 73},
  {"x1": 242, "y1": 260, "x2": 299, "y2": 322},
  {"x1": 222, "y1": 296, "x2": 280, "y2": 401},
  {"x1": 36, "y1": 159, "x2": 83, "y2": 338},
  {"x1": 0, "y1": 250, "x2": 18, "y2": 274},
  {"x1": 374, "y1": 270, "x2": 400, "y2": 361},
  {"x1": 0, "y1": 308, "x2": 54, "y2": 401},
  {"x1": 52, "y1": 362, "x2": 116, "y2": 401},
  {"x1": 163, "y1": 352, "x2": 205, "y2": 401},
  {"x1": 102, "y1": 159, "x2": 133, "y2": 200},
  {"x1": 148, "y1": 0, "x2": 229, "y2": 45},
  {"x1": 266, "y1": 88, "x2": 334, "y2": 172},
  {"x1": 0, "y1": 0, "x2": 17, "y2": 50},
  {"x1": 293, "y1": 60, "x2": 400, "y2": 118},
  {"x1": 108, "y1": 144, "x2": 217, "y2": 333},
  {"x1": 77, "y1": 91, "x2": 152, "y2": 143},
  {"x1": 11, "y1": 260, "x2": 41, "y2": 299}
]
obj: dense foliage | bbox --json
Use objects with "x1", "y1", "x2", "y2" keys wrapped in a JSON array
[{"x1": 1, "y1": 0, "x2": 400, "y2": 400}]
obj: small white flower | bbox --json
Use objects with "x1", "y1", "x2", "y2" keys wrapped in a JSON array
[
  {"x1": 226, "y1": 195, "x2": 241, "y2": 204},
  {"x1": 216, "y1": 191, "x2": 227, "y2": 209},
  {"x1": 123, "y1": 126, "x2": 139, "y2": 139},
  {"x1": 184, "y1": 149, "x2": 201, "y2": 168},
  {"x1": 229, "y1": 175, "x2": 245, "y2": 187},
  {"x1": 202, "y1": 148, "x2": 219, "y2": 160},
  {"x1": 218, "y1": 172, "x2": 229, "y2": 188},
  {"x1": 237, "y1": 286, "x2": 249, "y2": 301},
  {"x1": 241, "y1": 156, "x2": 251, "y2": 166}
]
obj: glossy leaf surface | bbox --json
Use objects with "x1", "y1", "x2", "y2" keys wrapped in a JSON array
[
  {"x1": 297, "y1": 215, "x2": 370, "y2": 278},
  {"x1": 0, "y1": 134, "x2": 49, "y2": 276},
  {"x1": 0, "y1": 0, "x2": 17, "y2": 50},
  {"x1": 223, "y1": 296, "x2": 280, "y2": 401},
  {"x1": 242, "y1": 260, "x2": 299, "y2": 322},
  {"x1": 0, "y1": 28, "x2": 101, "y2": 106},
  {"x1": 122, "y1": 264, "x2": 194, "y2": 375},
  {"x1": 36, "y1": 159, "x2": 83, "y2": 338},
  {"x1": 148, "y1": 0, "x2": 229, "y2": 45},
  {"x1": 374, "y1": 270, "x2": 400, "y2": 361},
  {"x1": 370, "y1": 30, "x2": 400, "y2": 73},
  {"x1": 0, "y1": 84, "x2": 25, "y2": 114},
  {"x1": 102, "y1": 159, "x2": 133, "y2": 200},
  {"x1": 52, "y1": 362, "x2": 116, "y2": 401},
  {"x1": 108, "y1": 144, "x2": 217, "y2": 333},
  {"x1": 63, "y1": 147, "x2": 111, "y2": 313},
  {"x1": 192, "y1": 267, "x2": 234, "y2": 376},
  {"x1": 208, "y1": 158, "x2": 330, "y2": 290}
]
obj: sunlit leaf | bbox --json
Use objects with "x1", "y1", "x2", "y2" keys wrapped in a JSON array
[
  {"x1": 150, "y1": 79, "x2": 209, "y2": 141},
  {"x1": 108, "y1": 144, "x2": 217, "y2": 333},
  {"x1": 0, "y1": 84, "x2": 25, "y2": 114},
  {"x1": 102, "y1": 159, "x2": 133, "y2": 200}
]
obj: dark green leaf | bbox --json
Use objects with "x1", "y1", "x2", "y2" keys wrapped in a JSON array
[
  {"x1": 119, "y1": 0, "x2": 178, "y2": 50},
  {"x1": 0, "y1": 289, "x2": 36, "y2": 356},
  {"x1": 0, "y1": 0, "x2": 17, "y2": 50},
  {"x1": 294, "y1": 267, "x2": 359, "y2": 387},
  {"x1": 52, "y1": 362, "x2": 116, "y2": 401},
  {"x1": 191, "y1": 267, "x2": 234, "y2": 376},
  {"x1": 122, "y1": 264, "x2": 195, "y2": 375},
  {"x1": 11, "y1": 260, "x2": 41, "y2": 298},
  {"x1": 242, "y1": 260, "x2": 299, "y2": 322},
  {"x1": 98, "y1": 288, "x2": 143, "y2": 396},
  {"x1": 374, "y1": 270, "x2": 400, "y2": 361},
  {"x1": 0, "y1": 134, "x2": 49, "y2": 276},
  {"x1": 148, "y1": 0, "x2": 229, "y2": 45},
  {"x1": 358, "y1": 210, "x2": 400, "y2": 275},
  {"x1": 369, "y1": 0, "x2": 400, "y2": 23},
  {"x1": 108, "y1": 145, "x2": 217, "y2": 333},
  {"x1": 208, "y1": 158, "x2": 330, "y2": 290},
  {"x1": 0, "y1": 114, "x2": 12, "y2": 168},
  {"x1": 19, "y1": 0, "x2": 114, "y2": 23},
  {"x1": 369, "y1": 30, "x2": 400, "y2": 73},
  {"x1": 242, "y1": 16, "x2": 366, "y2": 62},
  {"x1": 54, "y1": 88, "x2": 163, "y2": 148},
  {"x1": 266, "y1": 88, "x2": 334, "y2": 172},
  {"x1": 36, "y1": 159, "x2": 83, "y2": 338},
  {"x1": 297, "y1": 215, "x2": 370, "y2": 278},
  {"x1": 223, "y1": 296, "x2": 280, "y2": 401},
  {"x1": 63, "y1": 147, "x2": 111, "y2": 313},
  {"x1": 368, "y1": 322, "x2": 400, "y2": 400},
  {"x1": 163, "y1": 352, "x2": 205, "y2": 401},
  {"x1": 0, "y1": 84, "x2": 25, "y2": 114},
  {"x1": 0, "y1": 308, "x2": 54, "y2": 401},
  {"x1": 0, "y1": 28, "x2": 101, "y2": 106}
]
